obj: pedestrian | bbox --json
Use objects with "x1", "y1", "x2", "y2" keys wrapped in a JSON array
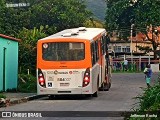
[
  {"x1": 143, "y1": 64, "x2": 152, "y2": 88},
  {"x1": 123, "y1": 59, "x2": 128, "y2": 71},
  {"x1": 117, "y1": 61, "x2": 122, "y2": 71}
]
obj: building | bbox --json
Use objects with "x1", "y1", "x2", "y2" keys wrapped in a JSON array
[
  {"x1": 0, "y1": 34, "x2": 21, "y2": 91},
  {"x1": 108, "y1": 28, "x2": 160, "y2": 71},
  {"x1": 109, "y1": 29, "x2": 160, "y2": 60},
  {"x1": 109, "y1": 40, "x2": 153, "y2": 58}
]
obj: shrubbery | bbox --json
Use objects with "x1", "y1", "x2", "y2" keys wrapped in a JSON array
[
  {"x1": 128, "y1": 82, "x2": 160, "y2": 120},
  {"x1": 17, "y1": 74, "x2": 37, "y2": 93},
  {"x1": 137, "y1": 84, "x2": 160, "y2": 112}
]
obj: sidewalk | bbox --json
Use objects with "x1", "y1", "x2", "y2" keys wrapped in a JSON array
[{"x1": 0, "y1": 92, "x2": 43, "y2": 108}]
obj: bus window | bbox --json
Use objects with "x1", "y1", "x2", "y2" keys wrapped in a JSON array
[
  {"x1": 42, "y1": 42, "x2": 85, "y2": 61},
  {"x1": 95, "y1": 40, "x2": 99, "y2": 61},
  {"x1": 91, "y1": 43, "x2": 95, "y2": 66},
  {"x1": 101, "y1": 36, "x2": 106, "y2": 55},
  {"x1": 91, "y1": 41, "x2": 99, "y2": 66}
]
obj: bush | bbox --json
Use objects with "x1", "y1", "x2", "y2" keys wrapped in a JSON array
[
  {"x1": 137, "y1": 84, "x2": 160, "y2": 111},
  {"x1": 18, "y1": 74, "x2": 37, "y2": 93},
  {"x1": 127, "y1": 83, "x2": 160, "y2": 120}
]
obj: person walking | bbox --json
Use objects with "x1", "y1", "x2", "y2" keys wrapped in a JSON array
[
  {"x1": 123, "y1": 59, "x2": 128, "y2": 71},
  {"x1": 143, "y1": 64, "x2": 152, "y2": 88}
]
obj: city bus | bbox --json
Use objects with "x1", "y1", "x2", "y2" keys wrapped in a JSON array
[{"x1": 37, "y1": 27, "x2": 111, "y2": 97}]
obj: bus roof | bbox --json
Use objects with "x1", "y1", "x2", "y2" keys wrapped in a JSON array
[{"x1": 40, "y1": 27, "x2": 106, "y2": 41}]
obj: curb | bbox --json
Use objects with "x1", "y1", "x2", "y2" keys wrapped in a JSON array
[
  {"x1": 0, "y1": 95, "x2": 45, "y2": 108},
  {"x1": 25, "y1": 95, "x2": 45, "y2": 101}
]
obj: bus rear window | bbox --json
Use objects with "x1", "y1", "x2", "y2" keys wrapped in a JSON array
[{"x1": 42, "y1": 42, "x2": 85, "y2": 61}]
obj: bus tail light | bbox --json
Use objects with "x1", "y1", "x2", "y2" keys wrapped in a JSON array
[
  {"x1": 83, "y1": 68, "x2": 90, "y2": 87},
  {"x1": 38, "y1": 69, "x2": 46, "y2": 88}
]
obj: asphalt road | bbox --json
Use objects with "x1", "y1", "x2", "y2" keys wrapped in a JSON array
[{"x1": 0, "y1": 73, "x2": 159, "y2": 120}]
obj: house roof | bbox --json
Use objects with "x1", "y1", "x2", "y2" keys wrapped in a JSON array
[
  {"x1": 134, "y1": 26, "x2": 160, "y2": 42},
  {"x1": 0, "y1": 34, "x2": 21, "y2": 42}
]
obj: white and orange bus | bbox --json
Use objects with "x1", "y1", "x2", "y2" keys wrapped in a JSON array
[{"x1": 37, "y1": 27, "x2": 111, "y2": 97}]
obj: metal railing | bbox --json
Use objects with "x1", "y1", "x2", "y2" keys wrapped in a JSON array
[{"x1": 111, "y1": 59, "x2": 159, "y2": 72}]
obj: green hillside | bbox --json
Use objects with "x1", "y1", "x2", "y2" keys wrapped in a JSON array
[{"x1": 85, "y1": 0, "x2": 107, "y2": 21}]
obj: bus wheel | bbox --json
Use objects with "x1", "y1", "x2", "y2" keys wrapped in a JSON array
[
  {"x1": 92, "y1": 79, "x2": 99, "y2": 97},
  {"x1": 99, "y1": 83, "x2": 105, "y2": 91},
  {"x1": 108, "y1": 77, "x2": 111, "y2": 88},
  {"x1": 109, "y1": 82, "x2": 111, "y2": 88},
  {"x1": 92, "y1": 90, "x2": 98, "y2": 97},
  {"x1": 103, "y1": 83, "x2": 109, "y2": 91}
]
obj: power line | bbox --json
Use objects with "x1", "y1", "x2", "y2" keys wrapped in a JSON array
[{"x1": 107, "y1": 27, "x2": 148, "y2": 32}]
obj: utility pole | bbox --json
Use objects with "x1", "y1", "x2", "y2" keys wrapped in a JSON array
[
  {"x1": 149, "y1": 52, "x2": 150, "y2": 64},
  {"x1": 131, "y1": 24, "x2": 134, "y2": 66},
  {"x1": 152, "y1": 24, "x2": 157, "y2": 60}
]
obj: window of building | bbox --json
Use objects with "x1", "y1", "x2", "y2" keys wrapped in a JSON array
[
  {"x1": 122, "y1": 46, "x2": 130, "y2": 52},
  {"x1": 114, "y1": 46, "x2": 121, "y2": 52}
]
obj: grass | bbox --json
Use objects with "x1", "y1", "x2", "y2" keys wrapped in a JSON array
[{"x1": 0, "y1": 94, "x2": 6, "y2": 99}]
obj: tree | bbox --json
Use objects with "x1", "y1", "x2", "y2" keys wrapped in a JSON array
[
  {"x1": 1, "y1": 0, "x2": 92, "y2": 36},
  {"x1": 105, "y1": 0, "x2": 134, "y2": 41},
  {"x1": 0, "y1": 0, "x2": 93, "y2": 76},
  {"x1": 0, "y1": 0, "x2": 7, "y2": 34},
  {"x1": 84, "y1": 18, "x2": 104, "y2": 28},
  {"x1": 17, "y1": 26, "x2": 48, "y2": 74},
  {"x1": 26, "y1": 0, "x2": 92, "y2": 34},
  {"x1": 105, "y1": 0, "x2": 160, "y2": 59},
  {"x1": 134, "y1": 0, "x2": 160, "y2": 59},
  {"x1": 0, "y1": 0, "x2": 30, "y2": 36}
]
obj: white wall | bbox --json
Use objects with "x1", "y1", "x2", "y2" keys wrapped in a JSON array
[{"x1": 151, "y1": 64, "x2": 159, "y2": 72}]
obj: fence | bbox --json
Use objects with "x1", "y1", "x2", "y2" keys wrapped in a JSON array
[{"x1": 111, "y1": 59, "x2": 159, "y2": 72}]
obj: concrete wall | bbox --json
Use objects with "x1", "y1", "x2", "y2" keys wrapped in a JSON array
[
  {"x1": 151, "y1": 64, "x2": 159, "y2": 72},
  {"x1": 0, "y1": 37, "x2": 18, "y2": 91}
]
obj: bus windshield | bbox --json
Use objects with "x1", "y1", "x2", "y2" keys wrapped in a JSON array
[{"x1": 42, "y1": 42, "x2": 85, "y2": 61}]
